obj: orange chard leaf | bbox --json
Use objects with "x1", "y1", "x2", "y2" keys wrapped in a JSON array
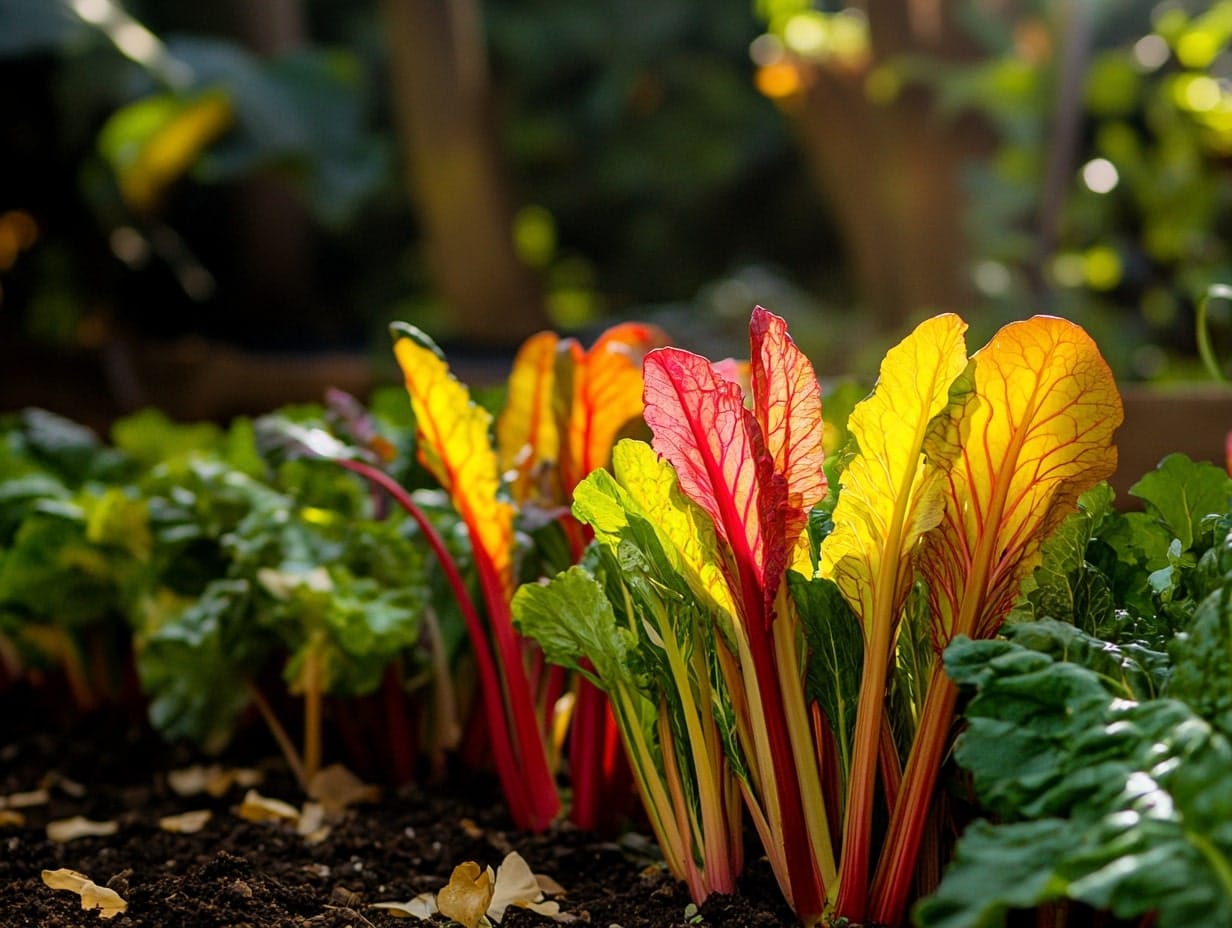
[
  {"x1": 921, "y1": 315, "x2": 1122, "y2": 645},
  {"x1": 496, "y1": 331, "x2": 561, "y2": 506},
  {"x1": 393, "y1": 334, "x2": 516, "y2": 599},
  {"x1": 560, "y1": 322, "x2": 669, "y2": 493}
]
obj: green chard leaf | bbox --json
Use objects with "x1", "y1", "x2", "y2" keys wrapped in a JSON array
[
  {"x1": 788, "y1": 571, "x2": 863, "y2": 783},
  {"x1": 921, "y1": 637, "x2": 1232, "y2": 928},
  {"x1": 1168, "y1": 579, "x2": 1232, "y2": 740},
  {"x1": 1008, "y1": 482, "x2": 1117, "y2": 635},
  {"x1": 1130, "y1": 453, "x2": 1232, "y2": 552},
  {"x1": 511, "y1": 565, "x2": 633, "y2": 689}
]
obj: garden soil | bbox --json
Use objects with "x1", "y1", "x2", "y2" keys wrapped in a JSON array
[{"x1": 0, "y1": 694, "x2": 797, "y2": 928}]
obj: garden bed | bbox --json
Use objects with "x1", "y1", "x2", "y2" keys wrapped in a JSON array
[{"x1": 0, "y1": 696, "x2": 795, "y2": 928}]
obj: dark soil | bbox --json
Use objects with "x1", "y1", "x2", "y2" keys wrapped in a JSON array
[{"x1": 0, "y1": 699, "x2": 798, "y2": 928}]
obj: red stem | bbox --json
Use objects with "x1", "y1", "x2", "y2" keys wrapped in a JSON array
[
  {"x1": 382, "y1": 663, "x2": 418, "y2": 785},
  {"x1": 335, "y1": 459, "x2": 554, "y2": 830},
  {"x1": 833, "y1": 626, "x2": 893, "y2": 922},
  {"x1": 868, "y1": 668, "x2": 959, "y2": 926},
  {"x1": 569, "y1": 673, "x2": 606, "y2": 830}
]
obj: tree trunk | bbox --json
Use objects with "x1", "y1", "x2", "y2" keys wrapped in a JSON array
[
  {"x1": 381, "y1": 0, "x2": 549, "y2": 347},
  {"x1": 774, "y1": 2, "x2": 997, "y2": 335}
]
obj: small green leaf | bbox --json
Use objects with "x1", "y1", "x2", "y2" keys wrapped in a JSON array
[{"x1": 1130, "y1": 453, "x2": 1232, "y2": 552}]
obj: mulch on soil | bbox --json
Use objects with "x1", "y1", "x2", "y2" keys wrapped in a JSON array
[{"x1": 0, "y1": 703, "x2": 798, "y2": 928}]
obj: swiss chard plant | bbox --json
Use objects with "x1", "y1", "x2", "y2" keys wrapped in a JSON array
[
  {"x1": 292, "y1": 321, "x2": 666, "y2": 832},
  {"x1": 515, "y1": 306, "x2": 1123, "y2": 923}
]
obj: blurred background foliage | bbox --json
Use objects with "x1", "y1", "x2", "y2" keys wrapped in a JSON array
[{"x1": 2, "y1": 0, "x2": 1232, "y2": 418}]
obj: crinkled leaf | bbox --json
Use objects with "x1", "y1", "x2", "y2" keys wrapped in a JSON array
[
  {"x1": 927, "y1": 637, "x2": 1232, "y2": 928},
  {"x1": 1168, "y1": 581, "x2": 1232, "y2": 739},
  {"x1": 922, "y1": 316, "x2": 1122, "y2": 642},
  {"x1": 139, "y1": 579, "x2": 260, "y2": 751},
  {"x1": 437, "y1": 861, "x2": 494, "y2": 928},
  {"x1": 1009, "y1": 482, "x2": 1117, "y2": 636},
  {"x1": 820, "y1": 313, "x2": 968, "y2": 625},
  {"x1": 1004, "y1": 619, "x2": 1169, "y2": 701}
]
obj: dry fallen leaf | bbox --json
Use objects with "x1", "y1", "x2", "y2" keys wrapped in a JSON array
[
  {"x1": 0, "y1": 810, "x2": 25, "y2": 828},
  {"x1": 370, "y1": 892, "x2": 438, "y2": 919},
  {"x1": 236, "y1": 789, "x2": 300, "y2": 824},
  {"x1": 306, "y1": 764, "x2": 379, "y2": 815},
  {"x1": 168, "y1": 764, "x2": 262, "y2": 798},
  {"x1": 158, "y1": 809, "x2": 212, "y2": 834},
  {"x1": 489, "y1": 851, "x2": 563, "y2": 922},
  {"x1": 46, "y1": 816, "x2": 119, "y2": 843},
  {"x1": 2, "y1": 788, "x2": 50, "y2": 809},
  {"x1": 296, "y1": 800, "x2": 331, "y2": 844},
  {"x1": 42, "y1": 868, "x2": 128, "y2": 919},
  {"x1": 436, "y1": 861, "x2": 494, "y2": 928}
]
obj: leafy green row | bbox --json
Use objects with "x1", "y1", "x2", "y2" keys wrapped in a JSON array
[{"x1": 0, "y1": 398, "x2": 445, "y2": 784}]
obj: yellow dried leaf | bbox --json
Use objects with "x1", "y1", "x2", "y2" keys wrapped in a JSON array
[
  {"x1": 80, "y1": 880, "x2": 128, "y2": 919},
  {"x1": 371, "y1": 892, "x2": 439, "y2": 919},
  {"x1": 43, "y1": 869, "x2": 128, "y2": 919},
  {"x1": 158, "y1": 809, "x2": 212, "y2": 834},
  {"x1": 46, "y1": 815, "x2": 119, "y2": 842},
  {"x1": 489, "y1": 851, "x2": 547, "y2": 923},
  {"x1": 535, "y1": 873, "x2": 566, "y2": 896},
  {"x1": 436, "y1": 861, "x2": 494, "y2": 928},
  {"x1": 235, "y1": 789, "x2": 300, "y2": 824},
  {"x1": 3, "y1": 788, "x2": 50, "y2": 809},
  {"x1": 0, "y1": 809, "x2": 25, "y2": 827},
  {"x1": 167, "y1": 763, "x2": 262, "y2": 797},
  {"x1": 42, "y1": 868, "x2": 91, "y2": 892}
]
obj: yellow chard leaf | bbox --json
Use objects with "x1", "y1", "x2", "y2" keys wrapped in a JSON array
[
  {"x1": 496, "y1": 331, "x2": 561, "y2": 505},
  {"x1": 394, "y1": 335, "x2": 515, "y2": 598},
  {"x1": 820, "y1": 314, "x2": 970, "y2": 623},
  {"x1": 922, "y1": 315, "x2": 1122, "y2": 643},
  {"x1": 607, "y1": 439, "x2": 739, "y2": 621}
]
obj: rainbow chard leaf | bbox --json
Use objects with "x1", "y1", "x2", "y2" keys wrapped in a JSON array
[
  {"x1": 642, "y1": 306, "x2": 832, "y2": 924},
  {"x1": 392, "y1": 325, "x2": 558, "y2": 832},
  {"x1": 560, "y1": 322, "x2": 668, "y2": 493},
  {"x1": 921, "y1": 315, "x2": 1124, "y2": 646},
  {"x1": 870, "y1": 315, "x2": 1123, "y2": 928},
  {"x1": 642, "y1": 335, "x2": 772, "y2": 618},
  {"x1": 393, "y1": 327, "x2": 516, "y2": 601},
  {"x1": 496, "y1": 331, "x2": 561, "y2": 507},
  {"x1": 821, "y1": 313, "x2": 970, "y2": 923}
]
